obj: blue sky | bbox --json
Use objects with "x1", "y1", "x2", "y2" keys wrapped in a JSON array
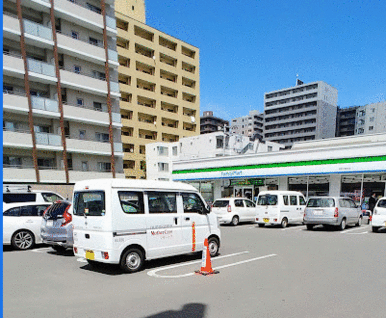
[{"x1": 146, "y1": 0, "x2": 386, "y2": 120}]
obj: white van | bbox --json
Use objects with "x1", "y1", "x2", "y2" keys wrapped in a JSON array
[
  {"x1": 255, "y1": 191, "x2": 306, "y2": 228},
  {"x1": 72, "y1": 179, "x2": 221, "y2": 273}
]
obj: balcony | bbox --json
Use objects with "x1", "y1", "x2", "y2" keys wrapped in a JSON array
[
  {"x1": 32, "y1": 96, "x2": 59, "y2": 113},
  {"x1": 60, "y1": 68, "x2": 107, "y2": 96},
  {"x1": 27, "y1": 59, "x2": 56, "y2": 83},
  {"x1": 23, "y1": 20, "x2": 53, "y2": 48},
  {"x1": 3, "y1": 52, "x2": 24, "y2": 78},
  {"x1": 3, "y1": 130, "x2": 33, "y2": 149},
  {"x1": 66, "y1": 137, "x2": 113, "y2": 155}
]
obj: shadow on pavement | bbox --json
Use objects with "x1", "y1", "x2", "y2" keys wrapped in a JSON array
[{"x1": 145, "y1": 303, "x2": 206, "y2": 318}]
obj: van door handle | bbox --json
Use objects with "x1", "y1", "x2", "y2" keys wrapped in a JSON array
[
  {"x1": 185, "y1": 217, "x2": 190, "y2": 221},
  {"x1": 174, "y1": 217, "x2": 178, "y2": 225}
]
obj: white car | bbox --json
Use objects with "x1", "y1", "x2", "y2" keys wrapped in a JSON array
[
  {"x1": 3, "y1": 202, "x2": 51, "y2": 250},
  {"x1": 372, "y1": 197, "x2": 386, "y2": 233},
  {"x1": 212, "y1": 197, "x2": 256, "y2": 226},
  {"x1": 3, "y1": 189, "x2": 64, "y2": 211}
]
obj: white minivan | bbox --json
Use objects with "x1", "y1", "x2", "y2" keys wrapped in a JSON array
[
  {"x1": 72, "y1": 179, "x2": 221, "y2": 273},
  {"x1": 255, "y1": 191, "x2": 306, "y2": 228}
]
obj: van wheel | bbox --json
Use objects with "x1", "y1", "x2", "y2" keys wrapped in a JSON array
[
  {"x1": 120, "y1": 248, "x2": 144, "y2": 273},
  {"x1": 208, "y1": 237, "x2": 219, "y2": 257},
  {"x1": 281, "y1": 218, "x2": 288, "y2": 228},
  {"x1": 356, "y1": 216, "x2": 362, "y2": 227},
  {"x1": 339, "y1": 218, "x2": 346, "y2": 231},
  {"x1": 11, "y1": 230, "x2": 35, "y2": 250},
  {"x1": 231, "y1": 216, "x2": 239, "y2": 226},
  {"x1": 306, "y1": 224, "x2": 313, "y2": 231},
  {"x1": 372, "y1": 226, "x2": 380, "y2": 233}
]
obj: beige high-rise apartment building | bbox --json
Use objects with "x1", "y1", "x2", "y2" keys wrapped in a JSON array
[{"x1": 115, "y1": 0, "x2": 200, "y2": 179}]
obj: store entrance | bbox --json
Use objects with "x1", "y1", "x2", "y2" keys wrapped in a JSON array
[{"x1": 234, "y1": 186, "x2": 253, "y2": 201}]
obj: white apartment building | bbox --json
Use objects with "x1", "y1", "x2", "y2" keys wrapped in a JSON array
[
  {"x1": 3, "y1": 0, "x2": 124, "y2": 195},
  {"x1": 355, "y1": 101, "x2": 386, "y2": 135},
  {"x1": 231, "y1": 110, "x2": 264, "y2": 140},
  {"x1": 264, "y1": 81, "x2": 338, "y2": 148},
  {"x1": 146, "y1": 131, "x2": 284, "y2": 181}
]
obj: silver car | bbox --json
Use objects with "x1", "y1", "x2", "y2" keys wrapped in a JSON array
[
  {"x1": 303, "y1": 197, "x2": 362, "y2": 230},
  {"x1": 40, "y1": 201, "x2": 73, "y2": 253}
]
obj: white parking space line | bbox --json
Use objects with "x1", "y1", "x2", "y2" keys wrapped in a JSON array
[
  {"x1": 30, "y1": 248, "x2": 52, "y2": 253},
  {"x1": 147, "y1": 251, "x2": 277, "y2": 279},
  {"x1": 281, "y1": 225, "x2": 306, "y2": 231},
  {"x1": 341, "y1": 225, "x2": 370, "y2": 234}
]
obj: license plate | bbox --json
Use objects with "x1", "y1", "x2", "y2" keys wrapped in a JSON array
[
  {"x1": 46, "y1": 220, "x2": 53, "y2": 227},
  {"x1": 263, "y1": 218, "x2": 269, "y2": 223},
  {"x1": 85, "y1": 250, "x2": 95, "y2": 260}
]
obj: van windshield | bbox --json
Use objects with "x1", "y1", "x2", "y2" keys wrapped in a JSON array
[
  {"x1": 73, "y1": 191, "x2": 105, "y2": 216},
  {"x1": 257, "y1": 195, "x2": 278, "y2": 206}
]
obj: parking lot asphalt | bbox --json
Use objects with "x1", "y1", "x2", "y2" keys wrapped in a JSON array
[{"x1": 3, "y1": 223, "x2": 386, "y2": 318}]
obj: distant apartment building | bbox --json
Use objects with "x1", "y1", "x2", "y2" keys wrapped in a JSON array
[
  {"x1": 146, "y1": 132, "x2": 284, "y2": 181},
  {"x1": 231, "y1": 110, "x2": 264, "y2": 141},
  {"x1": 3, "y1": 0, "x2": 124, "y2": 194},
  {"x1": 336, "y1": 106, "x2": 358, "y2": 137},
  {"x1": 264, "y1": 81, "x2": 338, "y2": 148},
  {"x1": 355, "y1": 101, "x2": 386, "y2": 135},
  {"x1": 200, "y1": 111, "x2": 229, "y2": 134},
  {"x1": 115, "y1": 0, "x2": 200, "y2": 179}
]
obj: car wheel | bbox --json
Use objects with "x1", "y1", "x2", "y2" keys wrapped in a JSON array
[
  {"x1": 372, "y1": 226, "x2": 380, "y2": 233},
  {"x1": 120, "y1": 248, "x2": 144, "y2": 273},
  {"x1": 208, "y1": 237, "x2": 219, "y2": 257},
  {"x1": 231, "y1": 216, "x2": 239, "y2": 226},
  {"x1": 306, "y1": 224, "x2": 313, "y2": 231},
  {"x1": 11, "y1": 230, "x2": 35, "y2": 250},
  {"x1": 52, "y1": 245, "x2": 67, "y2": 253},
  {"x1": 339, "y1": 218, "x2": 346, "y2": 231},
  {"x1": 356, "y1": 216, "x2": 362, "y2": 227},
  {"x1": 281, "y1": 218, "x2": 288, "y2": 228}
]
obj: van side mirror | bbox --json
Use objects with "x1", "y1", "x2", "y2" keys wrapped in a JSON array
[{"x1": 199, "y1": 205, "x2": 210, "y2": 215}]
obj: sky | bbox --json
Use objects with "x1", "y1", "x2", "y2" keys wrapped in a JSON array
[{"x1": 146, "y1": 0, "x2": 386, "y2": 121}]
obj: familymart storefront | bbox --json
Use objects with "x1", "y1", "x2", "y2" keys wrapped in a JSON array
[{"x1": 172, "y1": 134, "x2": 386, "y2": 206}]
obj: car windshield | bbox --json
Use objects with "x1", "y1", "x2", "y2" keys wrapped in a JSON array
[
  {"x1": 377, "y1": 199, "x2": 386, "y2": 208},
  {"x1": 257, "y1": 195, "x2": 278, "y2": 206},
  {"x1": 307, "y1": 198, "x2": 335, "y2": 208},
  {"x1": 42, "y1": 193, "x2": 64, "y2": 202},
  {"x1": 73, "y1": 191, "x2": 105, "y2": 216},
  {"x1": 213, "y1": 200, "x2": 229, "y2": 208}
]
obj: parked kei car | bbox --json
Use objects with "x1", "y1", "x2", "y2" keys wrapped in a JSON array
[
  {"x1": 212, "y1": 197, "x2": 256, "y2": 226},
  {"x1": 303, "y1": 197, "x2": 362, "y2": 230},
  {"x1": 371, "y1": 197, "x2": 386, "y2": 233},
  {"x1": 40, "y1": 201, "x2": 73, "y2": 252},
  {"x1": 3, "y1": 202, "x2": 51, "y2": 250}
]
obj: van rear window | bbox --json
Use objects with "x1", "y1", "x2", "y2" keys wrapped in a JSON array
[
  {"x1": 213, "y1": 200, "x2": 229, "y2": 208},
  {"x1": 257, "y1": 195, "x2": 278, "y2": 206},
  {"x1": 73, "y1": 191, "x2": 105, "y2": 216},
  {"x1": 307, "y1": 198, "x2": 335, "y2": 208}
]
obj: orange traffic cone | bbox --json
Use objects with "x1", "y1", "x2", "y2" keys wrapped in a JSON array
[{"x1": 195, "y1": 238, "x2": 219, "y2": 276}]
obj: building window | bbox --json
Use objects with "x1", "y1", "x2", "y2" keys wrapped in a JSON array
[
  {"x1": 172, "y1": 146, "x2": 177, "y2": 156},
  {"x1": 3, "y1": 155, "x2": 22, "y2": 168},
  {"x1": 158, "y1": 162, "x2": 169, "y2": 172},
  {"x1": 370, "y1": 117, "x2": 374, "y2": 122},
  {"x1": 37, "y1": 158, "x2": 54, "y2": 169},
  {"x1": 77, "y1": 98, "x2": 84, "y2": 106},
  {"x1": 369, "y1": 126, "x2": 374, "y2": 131},
  {"x1": 216, "y1": 136, "x2": 224, "y2": 149},
  {"x1": 71, "y1": 31, "x2": 79, "y2": 39},
  {"x1": 268, "y1": 146, "x2": 273, "y2": 152},
  {"x1": 93, "y1": 102, "x2": 102, "y2": 111},
  {"x1": 89, "y1": 37, "x2": 100, "y2": 46},
  {"x1": 98, "y1": 162, "x2": 111, "y2": 172},
  {"x1": 79, "y1": 130, "x2": 86, "y2": 140},
  {"x1": 95, "y1": 132, "x2": 109, "y2": 142},
  {"x1": 74, "y1": 65, "x2": 81, "y2": 74},
  {"x1": 81, "y1": 161, "x2": 88, "y2": 171},
  {"x1": 157, "y1": 146, "x2": 168, "y2": 156}
]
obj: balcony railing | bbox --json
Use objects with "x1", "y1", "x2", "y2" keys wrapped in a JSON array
[
  {"x1": 27, "y1": 59, "x2": 55, "y2": 77},
  {"x1": 31, "y1": 96, "x2": 59, "y2": 113},
  {"x1": 35, "y1": 132, "x2": 62, "y2": 146},
  {"x1": 24, "y1": 20, "x2": 52, "y2": 41}
]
